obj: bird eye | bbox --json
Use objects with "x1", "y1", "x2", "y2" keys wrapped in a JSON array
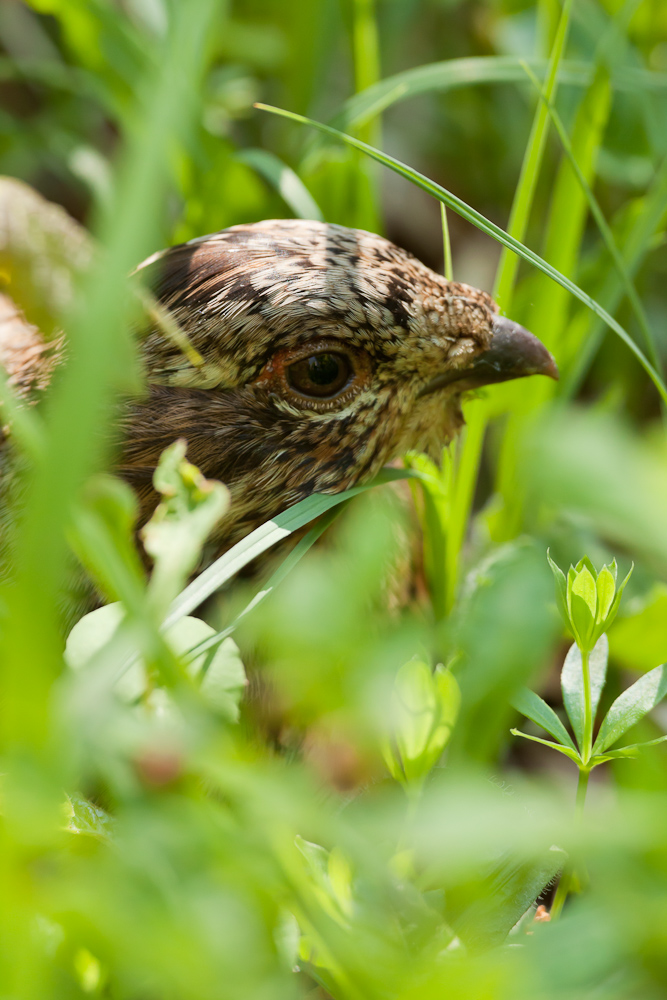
[{"x1": 286, "y1": 352, "x2": 352, "y2": 398}]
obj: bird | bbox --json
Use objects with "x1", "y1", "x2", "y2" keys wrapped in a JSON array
[{"x1": 2, "y1": 215, "x2": 557, "y2": 562}]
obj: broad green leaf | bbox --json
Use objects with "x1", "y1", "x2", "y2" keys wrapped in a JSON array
[
  {"x1": 168, "y1": 617, "x2": 246, "y2": 721},
  {"x1": 236, "y1": 148, "x2": 323, "y2": 221},
  {"x1": 593, "y1": 664, "x2": 667, "y2": 754},
  {"x1": 65, "y1": 603, "x2": 246, "y2": 719},
  {"x1": 561, "y1": 635, "x2": 608, "y2": 750},
  {"x1": 255, "y1": 103, "x2": 667, "y2": 405},
  {"x1": 511, "y1": 687, "x2": 577, "y2": 752}
]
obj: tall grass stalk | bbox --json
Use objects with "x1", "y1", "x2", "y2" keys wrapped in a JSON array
[
  {"x1": 351, "y1": 0, "x2": 382, "y2": 230},
  {"x1": 0, "y1": 0, "x2": 218, "y2": 752}
]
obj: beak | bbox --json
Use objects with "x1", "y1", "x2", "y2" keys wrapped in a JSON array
[{"x1": 420, "y1": 316, "x2": 559, "y2": 395}]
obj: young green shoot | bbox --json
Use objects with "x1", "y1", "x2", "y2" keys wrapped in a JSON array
[{"x1": 513, "y1": 553, "x2": 667, "y2": 915}]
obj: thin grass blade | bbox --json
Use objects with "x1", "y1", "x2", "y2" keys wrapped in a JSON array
[{"x1": 255, "y1": 102, "x2": 667, "y2": 405}]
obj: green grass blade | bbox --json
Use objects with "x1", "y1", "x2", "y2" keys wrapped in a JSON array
[
  {"x1": 337, "y1": 57, "x2": 588, "y2": 130},
  {"x1": 351, "y1": 0, "x2": 382, "y2": 233},
  {"x1": 440, "y1": 203, "x2": 453, "y2": 281},
  {"x1": 564, "y1": 156, "x2": 667, "y2": 397},
  {"x1": 255, "y1": 102, "x2": 667, "y2": 405},
  {"x1": 182, "y1": 506, "x2": 342, "y2": 663},
  {"x1": 0, "y1": 0, "x2": 220, "y2": 754},
  {"x1": 520, "y1": 60, "x2": 659, "y2": 371},
  {"x1": 163, "y1": 468, "x2": 417, "y2": 628},
  {"x1": 338, "y1": 56, "x2": 667, "y2": 131},
  {"x1": 236, "y1": 148, "x2": 324, "y2": 221},
  {"x1": 493, "y1": 0, "x2": 574, "y2": 310}
]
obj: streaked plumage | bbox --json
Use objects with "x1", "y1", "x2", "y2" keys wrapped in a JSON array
[{"x1": 2, "y1": 218, "x2": 557, "y2": 560}]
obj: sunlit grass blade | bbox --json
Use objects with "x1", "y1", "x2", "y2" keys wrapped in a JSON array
[
  {"x1": 337, "y1": 57, "x2": 588, "y2": 130},
  {"x1": 255, "y1": 102, "x2": 667, "y2": 406},
  {"x1": 564, "y1": 156, "x2": 667, "y2": 397},
  {"x1": 350, "y1": 0, "x2": 382, "y2": 232},
  {"x1": 440, "y1": 204, "x2": 453, "y2": 281},
  {"x1": 182, "y1": 506, "x2": 342, "y2": 663},
  {"x1": 0, "y1": 0, "x2": 220, "y2": 754},
  {"x1": 164, "y1": 468, "x2": 419, "y2": 628},
  {"x1": 520, "y1": 60, "x2": 659, "y2": 371},
  {"x1": 494, "y1": 0, "x2": 573, "y2": 310},
  {"x1": 336, "y1": 56, "x2": 667, "y2": 131},
  {"x1": 236, "y1": 148, "x2": 324, "y2": 221}
]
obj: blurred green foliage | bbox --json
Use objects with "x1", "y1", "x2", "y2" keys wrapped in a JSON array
[{"x1": 1, "y1": 0, "x2": 667, "y2": 997}]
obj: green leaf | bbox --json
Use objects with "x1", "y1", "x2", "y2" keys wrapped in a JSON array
[
  {"x1": 547, "y1": 550, "x2": 568, "y2": 623},
  {"x1": 590, "y1": 735, "x2": 667, "y2": 766},
  {"x1": 561, "y1": 635, "x2": 608, "y2": 751},
  {"x1": 510, "y1": 729, "x2": 581, "y2": 764},
  {"x1": 141, "y1": 439, "x2": 228, "y2": 615},
  {"x1": 65, "y1": 603, "x2": 144, "y2": 702},
  {"x1": 604, "y1": 565, "x2": 634, "y2": 633},
  {"x1": 593, "y1": 664, "x2": 667, "y2": 754},
  {"x1": 168, "y1": 617, "x2": 246, "y2": 721},
  {"x1": 568, "y1": 591, "x2": 595, "y2": 650},
  {"x1": 65, "y1": 604, "x2": 246, "y2": 720},
  {"x1": 65, "y1": 794, "x2": 113, "y2": 840},
  {"x1": 511, "y1": 687, "x2": 578, "y2": 752},
  {"x1": 596, "y1": 567, "x2": 616, "y2": 622},
  {"x1": 384, "y1": 661, "x2": 460, "y2": 784},
  {"x1": 570, "y1": 563, "x2": 597, "y2": 619}
]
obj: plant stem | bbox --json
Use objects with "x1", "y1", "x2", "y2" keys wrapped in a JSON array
[
  {"x1": 550, "y1": 766, "x2": 590, "y2": 919},
  {"x1": 575, "y1": 765, "x2": 590, "y2": 814}
]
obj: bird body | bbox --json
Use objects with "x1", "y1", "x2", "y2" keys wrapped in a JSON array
[{"x1": 2, "y1": 216, "x2": 557, "y2": 562}]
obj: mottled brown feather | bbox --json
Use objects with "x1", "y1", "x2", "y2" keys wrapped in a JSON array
[{"x1": 122, "y1": 220, "x2": 498, "y2": 551}]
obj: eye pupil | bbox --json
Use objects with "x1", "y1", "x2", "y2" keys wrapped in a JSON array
[
  {"x1": 287, "y1": 351, "x2": 352, "y2": 398},
  {"x1": 307, "y1": 354, "x2": 341, "y2": 385}
]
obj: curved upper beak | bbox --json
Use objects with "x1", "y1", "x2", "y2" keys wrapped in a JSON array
[{"x1": 420, "y1": 316, "x2": 559, "y2": 395}]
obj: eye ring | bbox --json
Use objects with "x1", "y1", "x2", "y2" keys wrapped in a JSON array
[
  {"x1": 286, "y1": 351, "x2": 352, "y2": 399},
  {"x1": 252, "y1": 340, "x2": 372, "y2": 410}
]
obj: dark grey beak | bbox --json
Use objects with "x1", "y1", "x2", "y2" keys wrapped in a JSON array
[{"x1": 420, "y1": 316, "x2": 559, "y2": 395}]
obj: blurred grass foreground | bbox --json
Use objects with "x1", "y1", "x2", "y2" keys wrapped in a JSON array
[{"x1": 2, "y1": 0, "x2": 667, "y2": 997}]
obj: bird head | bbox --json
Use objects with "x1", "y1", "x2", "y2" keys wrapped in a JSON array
[{"x1": 122, "y1": 220, "x2": 557, "y2": 551}]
